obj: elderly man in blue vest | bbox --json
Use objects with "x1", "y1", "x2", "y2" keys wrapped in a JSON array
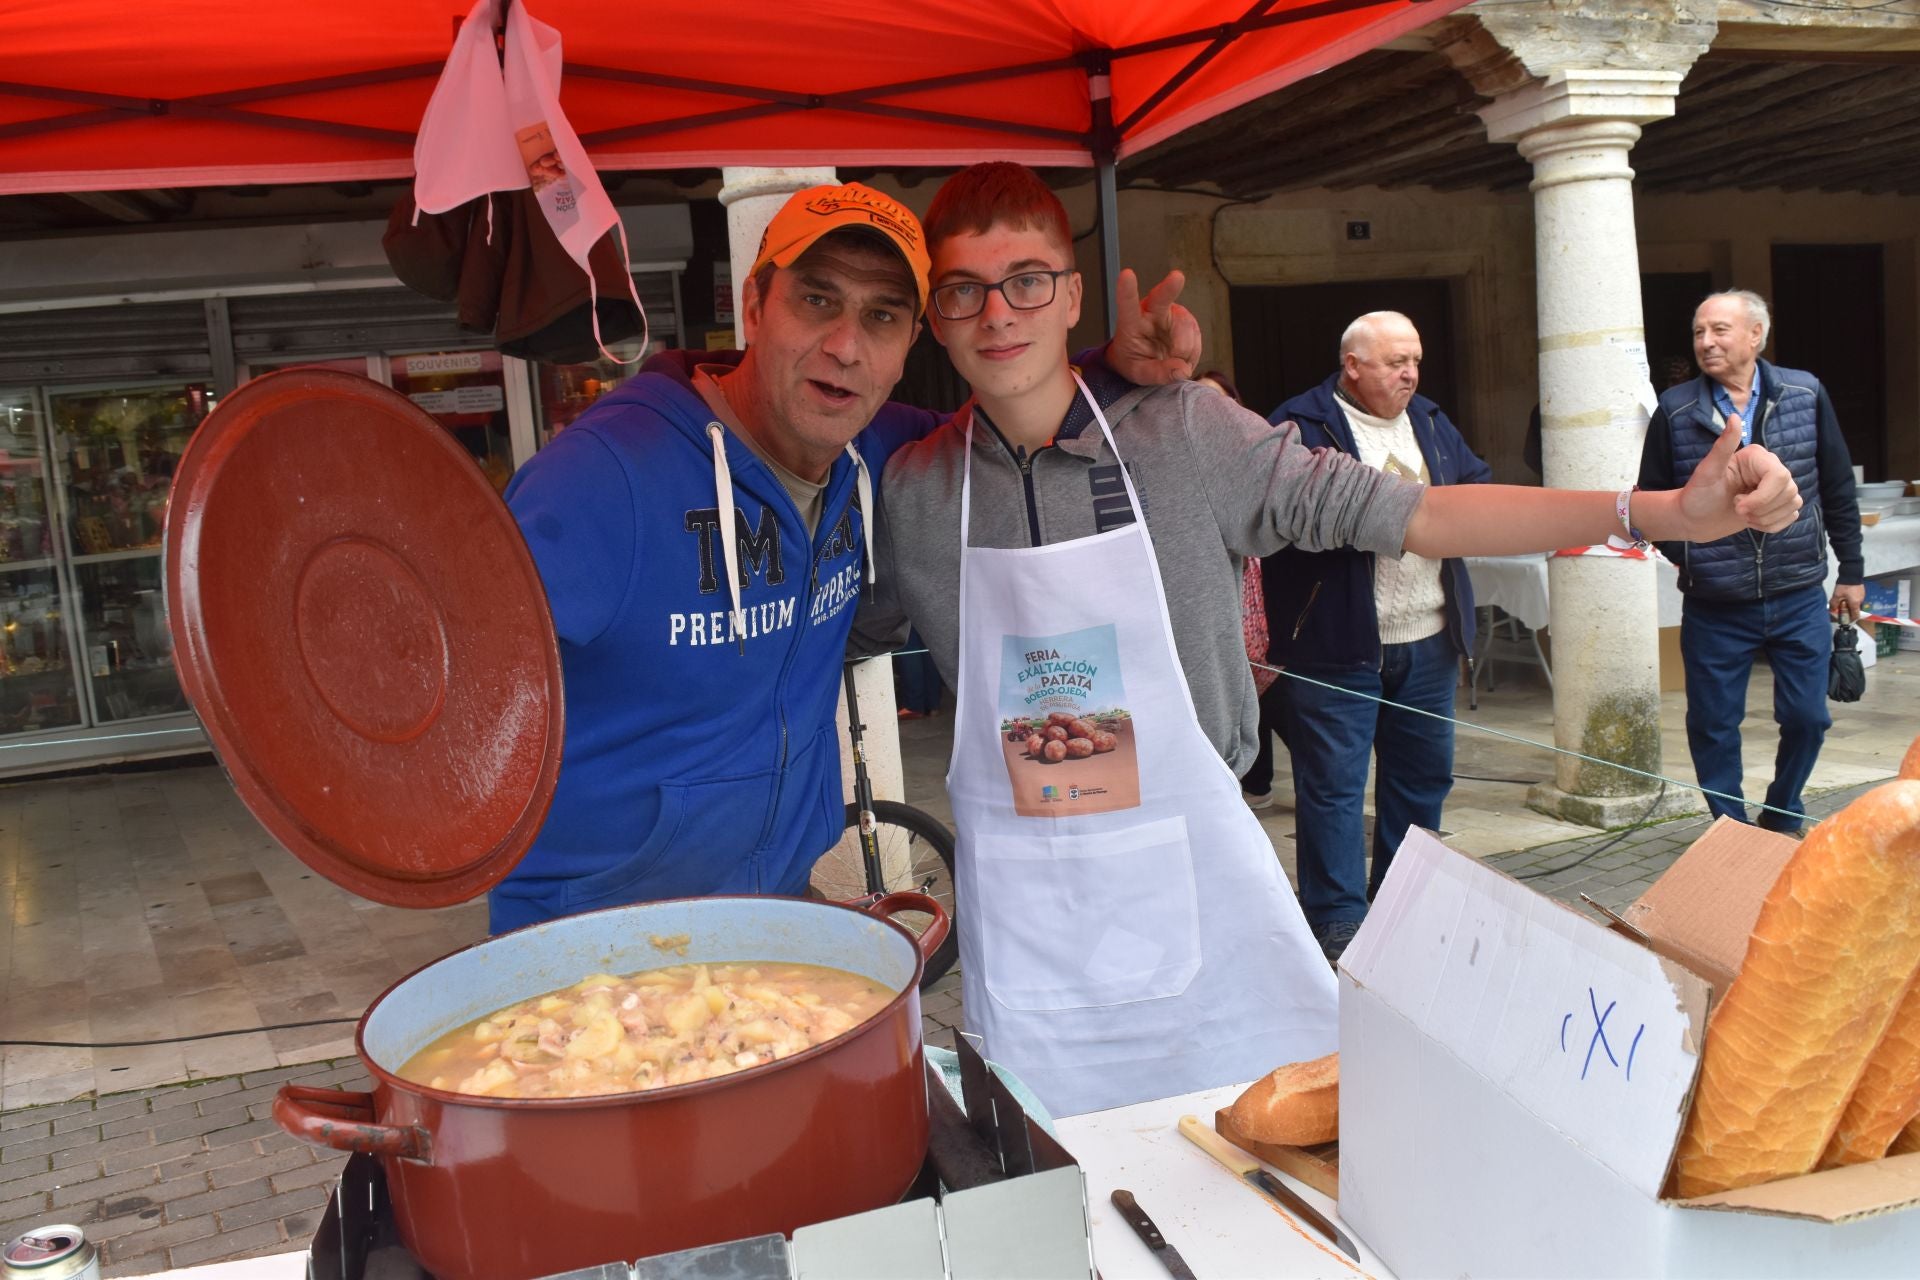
[{"x1": 1638, "y1": 289, "x2": 1864, "y2": 837}]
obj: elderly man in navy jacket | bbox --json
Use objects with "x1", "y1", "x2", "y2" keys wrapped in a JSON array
[
  {"x1": 1263, "y1": 311, "x2": 1491, "y2": 962},
  {"x1": 1638, "y1": 289, "x2": 1863, "y2": 837}
]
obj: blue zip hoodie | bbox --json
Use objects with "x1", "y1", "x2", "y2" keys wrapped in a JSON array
[{"x1": 491, "y1": 367, "x2": 934, "y2": 933}]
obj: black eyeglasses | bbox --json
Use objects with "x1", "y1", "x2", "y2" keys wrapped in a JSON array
[{"x1": 931, "y1": 270, "x2": 1071, "y2": 321}]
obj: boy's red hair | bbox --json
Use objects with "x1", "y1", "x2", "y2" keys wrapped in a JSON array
[{"x1": 923, "y1": 162, "x2": 1073, "y2": 258}]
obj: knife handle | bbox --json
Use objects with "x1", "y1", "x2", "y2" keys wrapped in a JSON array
[
  {"x1": 1178, "y1": 1114, "x2": 1260, "y2": 1177},
  {"x1": 1108, "y1": 1189, "x2": 1165, "y2": 1248}
]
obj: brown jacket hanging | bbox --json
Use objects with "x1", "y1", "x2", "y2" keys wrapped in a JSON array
[{"x1": 383, "y1": 190, "x2": 644, "y2": 363}]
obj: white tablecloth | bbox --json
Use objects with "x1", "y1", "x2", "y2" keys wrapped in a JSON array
[
  {"x1": 1463, "y1": 552, "x2": 1552, "y2": 631},
  {"x1": 1464, "y1": 514, "x2": 1920, "y2": 634}
]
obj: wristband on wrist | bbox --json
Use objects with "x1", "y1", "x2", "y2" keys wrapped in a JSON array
[{"x1": 1617, "y1": 485, "x2": 1647, "y2": 544}]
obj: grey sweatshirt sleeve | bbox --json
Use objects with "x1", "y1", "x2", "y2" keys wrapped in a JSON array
[
  {"x1": 1175, "y1": 382, "x2": 1425, "y2": 559},
  {"x1": 846, "y1": 497, "x2": 912, "y2": 660}
]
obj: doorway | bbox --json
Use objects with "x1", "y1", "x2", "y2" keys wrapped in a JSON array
[
  {"x1": 1770, "y1": 244, "x2": 1886, "y2": 481},
  {"x1": 1228, "y1": 279, "x2": 1459, "y2": 438},
  {"x1": 1640, "y1": 271, "x2": 1713, "y2": 393}
]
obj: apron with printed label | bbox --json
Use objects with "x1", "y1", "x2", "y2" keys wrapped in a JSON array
[{"x1": 947, "y1": 377, "x2": 1337, "y2": 1117}]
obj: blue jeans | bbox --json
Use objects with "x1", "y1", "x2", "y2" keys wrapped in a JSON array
[
  {"x1": 1282, "y1": 631, "x2": 1457, "y2": 928},
  {"x1": 1680, "y1": 584, "x2": 1833, "y2": 831},
  {"x1": 893, "y1": 628, "x2": 944, "y2": 714}
]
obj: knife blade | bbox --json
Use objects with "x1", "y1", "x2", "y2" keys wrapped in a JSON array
[
  {"x1": 1177, "y1": 1115, "x2": 1360, "y2": 1264},
  {"x1": 1109, "y1": 1188, "x2": 1199, "y2": 1280}
]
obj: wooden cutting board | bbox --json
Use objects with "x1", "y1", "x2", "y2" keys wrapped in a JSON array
[{"x1": 1213, "y1": 1108, "x2": 1340, "y2": 1200}]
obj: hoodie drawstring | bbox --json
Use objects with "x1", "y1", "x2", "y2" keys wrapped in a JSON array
[
  {"x1": 707, "y1": 427, "x2": 874, "y2": 656},
  {"x1": 707, "y1": 424, "x2": 747, "y2": 655},
  {"x1": 845, "y1": 441, "x2": 877, "y2": 588}
]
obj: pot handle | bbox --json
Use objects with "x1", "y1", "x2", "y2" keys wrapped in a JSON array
[
  {"x1": 864, "y1": 891, "x2": 951, "y2": 967},
  {"x1": 273, "y1": 1084, "x2": 433, "y2": 1163}
]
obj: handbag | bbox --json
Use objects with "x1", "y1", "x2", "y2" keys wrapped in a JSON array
[
  {"x1": 1829, "y1": 620, "x2": 1866, "y2": 703},
  {"x1": 1242, "y1": 558, "x2": 1278, "y2": 694}
]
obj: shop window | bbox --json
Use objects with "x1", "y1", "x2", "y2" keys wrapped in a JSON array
[
  {"x1": 0, "y1": 392, "x2": 84, "y2": 734},
  {"x1": 389, "y1": 351, "x2": 515, "y2": 493},
  {"x1": 45, "y1": 382, "x2": 205, "y2": 723}
]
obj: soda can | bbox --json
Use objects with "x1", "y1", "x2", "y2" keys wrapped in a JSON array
[{"x1": 1, "y1": 1225, "x2": 100, "y2": 1280}]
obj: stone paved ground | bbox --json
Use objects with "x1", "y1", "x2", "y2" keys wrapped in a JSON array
[
  {"x1": 1478, "y1": 778, "x2": 1880, "y2": 912},
  {"x1": 0, "y1": 780, "x2": 1887, "y2": 1274}
]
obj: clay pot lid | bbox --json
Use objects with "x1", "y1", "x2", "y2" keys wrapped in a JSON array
[{"x1": 164, "y1": 368, "x2": 562, "y2": 908}]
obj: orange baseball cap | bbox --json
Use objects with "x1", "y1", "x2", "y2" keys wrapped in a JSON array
[{"x1": 750, "y1": 183, "x2": 931, "y2": 311}]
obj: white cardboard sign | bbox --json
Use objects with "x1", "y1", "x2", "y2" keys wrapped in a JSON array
[{"x1": 1342, "y1": 828, "x2": 1703, "y2": 1197}]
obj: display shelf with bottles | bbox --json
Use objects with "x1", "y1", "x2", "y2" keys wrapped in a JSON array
[
  {"x1": 48, "y1": 383, "x2": 202, "y2": 559},
  {"x1": 72, "y1": 556, "x2": 183, "y2": 723},
  {"x1": 46, "y1": 381, "x2": 206, "y2": 725},
  {"x1": 0, "y1": 391, "x2": 85, "y2": 734}
]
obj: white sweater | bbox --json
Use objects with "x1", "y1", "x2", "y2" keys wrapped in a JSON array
[{"x1": 1339, "y1": 399, "x2": 1446, "y2": 644}]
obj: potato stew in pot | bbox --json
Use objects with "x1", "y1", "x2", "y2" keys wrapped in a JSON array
[{"x1": 399, "y1": 961, "x2": 893, "y2": 1098}]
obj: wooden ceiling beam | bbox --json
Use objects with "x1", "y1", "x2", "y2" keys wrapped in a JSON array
[
  {"x1": 1666, "y1": 59, "x2": 1832, "y2": 108},
  {"x1": 1656, "y1": 125, "x2": 1920, "y2": 194},
  {"x1": 1197, "y1": 82, "x2": 1480, "y2": 188},
  {"x1": 1769, "y1": 134, "x2": 1920, "y2": 190},
  {"x1": 1636, "y1": 66, "x2": 1894, "y2": 169},
  {"x1": 1125, "y1": 51, "x2": 1451, "y2": 183},
  {"x1": 1396, "y1": 143, "x2": 1527, "y2": 190},
  {"x1": 1637, "y1": 86, "x2": 1920, "y2": 186},
  {"x1": 1419, "y1": 151, "x2": 1532, "y2": 192},
  {"x1": 1283, "y1": 116, "x2": 1490, "y2": 192}
]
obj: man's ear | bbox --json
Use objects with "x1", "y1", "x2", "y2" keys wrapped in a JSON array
[
  {"x1": 740, "y1": 271, "x2": 766, "y2": 346},
  {"x1": 1064, "y1": 271, "x2": 1083, "y2": 330},
  {"x1": 926, "y1": 309, "x2": 950, "y2": 349}
]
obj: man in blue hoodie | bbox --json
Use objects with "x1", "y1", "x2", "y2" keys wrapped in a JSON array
[
  {"x1": 491, "y1": 182, "x2": 1196, "y2": 933},
  {"x1": 1262, "y1": 311, "x2": 1492, "y2": 962}
]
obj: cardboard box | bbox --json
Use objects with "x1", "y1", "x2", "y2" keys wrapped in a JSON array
[
  {"x1": 1340, "y1": 824, "x2": 1920, "y2": 1278},
  {"x1": 1863, "y1": 577, "x2": 1909, "y2": 623}
]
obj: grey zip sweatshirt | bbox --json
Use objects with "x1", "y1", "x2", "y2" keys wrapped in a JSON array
[{"x1": 852, "y1": 378, "x2": 1425, "y2": 773}]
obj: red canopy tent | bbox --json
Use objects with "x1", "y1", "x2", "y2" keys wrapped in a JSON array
[{"x1": 0, "y1": 0, "x2": 1467, "y2": 317}]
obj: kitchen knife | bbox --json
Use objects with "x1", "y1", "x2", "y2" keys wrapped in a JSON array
[
  {"x1": 1177, "y1": 1115, "x2": 1360, "y2": 1264},
  {"x1": 1109, "y1": 1188, "x2": 1199, "y2": 1280}
]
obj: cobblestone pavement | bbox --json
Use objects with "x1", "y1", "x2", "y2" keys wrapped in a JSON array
[
  {"x1": 0, "y1": 781, "x2": 1886, "y2": 1274},
  {"x1": 1478, "y1": 778, "x2": 1880, "y2": 912}
]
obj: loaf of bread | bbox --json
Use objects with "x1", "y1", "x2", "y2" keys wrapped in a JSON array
[
  {"x1": 1228, "y1": 1052, "x2": 1338, "y2": 1146},
  {"x1": 1672, "y1": 780, "x2": 1920, "y2": 1198},
  {"x1": 1820, "y1": 975, "x2": 1920, "y2": 1166},
  {"x1": 1823, "y1": 736, "x2": 1920, "y2": 1167}
]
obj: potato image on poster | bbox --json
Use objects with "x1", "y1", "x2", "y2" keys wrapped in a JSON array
[
  {"x1": 515, "y1": 122, "x2": 567, "y2": 192},
  {"x1": 998, "y1": 624, "x2": 1140, "y2": 816}
]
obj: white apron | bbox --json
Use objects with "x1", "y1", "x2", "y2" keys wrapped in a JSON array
[{"x1": 948, "y1": 377, "x2": 1337, "y2": 1118}]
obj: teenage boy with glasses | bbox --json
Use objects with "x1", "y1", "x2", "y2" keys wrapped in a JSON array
[{"x1": 854, "y1": 161, "x2": 1804, "y2": 1118}]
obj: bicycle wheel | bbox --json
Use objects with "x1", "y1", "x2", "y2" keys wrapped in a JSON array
[{"x1": 813, "y1": 800, "x2": 959, "y2": 989}]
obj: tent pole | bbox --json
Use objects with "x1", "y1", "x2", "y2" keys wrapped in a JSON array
[
  {"x1": 1088, "y1": 58, "x2": 1120, "y2": 335},
  {"x1": 1096, "y1": 152, "x2": 1119, "y2": 336}
]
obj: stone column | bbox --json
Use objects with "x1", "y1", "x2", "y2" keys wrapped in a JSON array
[
  {"x1": 716, "y1": 166, "x2": 838, "y2": 325},
  {"x1": 1479, "y1": 71, "x2": 1697, "y2": 825},
  {"x1": 715, "y1": 165, "x2": 909, "y2": 881}
]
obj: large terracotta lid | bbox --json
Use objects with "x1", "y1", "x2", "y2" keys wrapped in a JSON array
[{"x1": 165, "y1": 369, "x2": 563, "y2": 908}]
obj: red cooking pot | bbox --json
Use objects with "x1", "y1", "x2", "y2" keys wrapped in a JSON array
[{"x1": 274, "y1": 890, "x2": 947, "y2": 1280}]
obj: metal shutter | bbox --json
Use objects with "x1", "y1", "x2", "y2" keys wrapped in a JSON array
[{"x1": 0, "y1": 301, "x2": 212, "y2": 387}]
